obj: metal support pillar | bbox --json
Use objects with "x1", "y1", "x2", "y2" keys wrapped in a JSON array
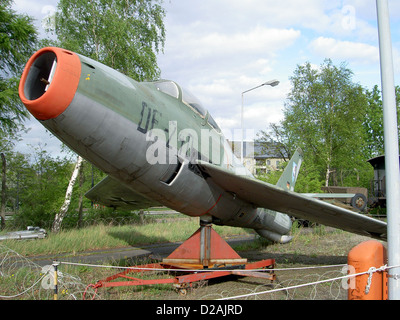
[
  {"x1": 376, "y1": 0, "x2": 400, "y2": 300},
  {"x1": 200, "y1": 216, "x2": 212, "y2": 267},
  {"x1": 84, "y1": 220, "x2": 276, "y2": 298},
  {"x1": 162, "y1": 216, "x2": 247, "y2": 268}
]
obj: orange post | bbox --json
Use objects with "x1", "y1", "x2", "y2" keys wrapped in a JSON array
[{"x1": 348, "y1": 240, "x2": 387, "y2": 300}]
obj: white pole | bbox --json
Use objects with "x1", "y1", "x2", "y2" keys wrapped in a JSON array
[
  {"x1": 376, "y1": 0, "x2": 400, "y2": 300},
  {"x1": 241, "y1": 93, "x2": 244, "y2": 164},
  {"x1": 240, "y1": 80, "x2": 279, "y2": 164}
]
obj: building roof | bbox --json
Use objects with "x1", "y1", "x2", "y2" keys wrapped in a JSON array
[{"x1": 228, "y1": 140, "x2": 287, "y2": 159}]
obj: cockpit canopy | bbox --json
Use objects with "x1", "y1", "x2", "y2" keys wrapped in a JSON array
[
  {"x1": 153, "y1": 80, "x2": 179, "y2": 99},
  {"x1": 153, "y1": 80, "x2": 220, "y2": 131}
]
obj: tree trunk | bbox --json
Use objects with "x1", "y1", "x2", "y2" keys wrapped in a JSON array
[
  {"x1": 325, "y1": 166, "x2": 330, "y2": 187},
  {"x1": 52, "y1": 155, "x2": 83, "y2": 233},
  {"x1": 1, "y1": 153, "x2": 6, "y2": 230},
  {"x1": 325, "y1": 151, "x2": 332, "y2": 187},
  {"x1": 77, "y1": 161, "x2": 85, "y2": 228}
]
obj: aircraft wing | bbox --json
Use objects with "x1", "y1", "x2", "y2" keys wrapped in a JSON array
[
  {"x1": 85, "y1": 176, "x2": 161, "y2": 210},
  {"x1": 197, "y1": 161, "x2": 387, "y2": 241}
]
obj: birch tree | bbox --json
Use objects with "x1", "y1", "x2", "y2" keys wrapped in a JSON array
[
  {"x1": 282, "y1": 60, "x2": 368, "y2": 187},
  {"x1": 363, "y1": 85, "x2": 400, "y2": 158},
  {"x1": 52, "y1": 156, "x2": 83, "y2": 233},
  {"x1": 54, "y1": 0, "x2": 166, "y2": 81}
]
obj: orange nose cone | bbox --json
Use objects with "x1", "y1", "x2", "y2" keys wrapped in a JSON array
[{"x1": 19, "y1": 47, "x2": 81, "y2": 120}]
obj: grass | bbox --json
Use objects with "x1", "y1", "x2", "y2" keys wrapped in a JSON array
[
  {"x1": 0, "y1": 216, "x2": 338, "y2": 258},
  {"x1": 0, "y1": 218, "x2": 368, "y2": 300},
  {"x1": 1, "y1": 217, "x2": 253, "y2": 257}
]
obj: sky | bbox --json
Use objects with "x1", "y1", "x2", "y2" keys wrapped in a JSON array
[{"x1": 11, "y1": 0, "x2": 400, "y2": 158}]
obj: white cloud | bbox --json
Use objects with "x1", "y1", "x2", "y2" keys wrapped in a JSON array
[
  {"x1": 15, "y1": 118, "x2": 67, "y2": 159},
  {"x1": 165, "y1": 26, "x2": 301, "y2": 63},
  {"x1": 212, "y1": 0, "x2": 334, "y2": 30},
  {"x1": 13, "y1": 0, "x2": 400, "y2": 156},
  {"x1": 13, "y1": 0, "x2": 43, "y2": 15},
  {"x1": 244, "y1": 103, "x2": 284, "y2": 126},
  {"x1": 159, "y1": 20, "x2": 301, "y2": 133},
  {"x1": 189, "y1": 79, "x2": 234, "y2": 100},
  {"x1": 309, "y1": 37, "x2": 379, "y2": 64}
]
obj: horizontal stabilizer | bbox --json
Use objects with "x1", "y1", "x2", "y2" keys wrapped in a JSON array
[
  {"x1": 197, "y1": 161, "x2": 387, "y2": 241},
  {"x1": 85, "y1": 176, "x2": 160, "y2": 210}
]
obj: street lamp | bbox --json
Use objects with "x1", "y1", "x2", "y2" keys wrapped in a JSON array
[{"x1": 241, "y1": 79, "x2": 280, "y2": 164}]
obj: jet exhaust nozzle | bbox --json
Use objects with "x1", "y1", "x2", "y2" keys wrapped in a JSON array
[{"x1": 255, "y1": 229, "x2": 293, "y2": 244}]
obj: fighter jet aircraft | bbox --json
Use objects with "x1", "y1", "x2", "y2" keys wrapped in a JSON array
[{"x1": 18, "y1": 47, "x2": 387, "y2": 243}]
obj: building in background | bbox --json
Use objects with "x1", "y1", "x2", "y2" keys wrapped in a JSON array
[{"x1": 228, "y1": 140, "x2": 287, "y2": 176}]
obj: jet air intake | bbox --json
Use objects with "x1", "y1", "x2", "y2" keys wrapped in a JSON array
[{"x1": 19, "y1": 47, "x2": 81, "y2": 120}]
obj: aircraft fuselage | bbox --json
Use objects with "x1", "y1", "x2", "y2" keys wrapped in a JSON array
[{"x1": 19, "y1": 47, "x2": 292, "y2": 243}]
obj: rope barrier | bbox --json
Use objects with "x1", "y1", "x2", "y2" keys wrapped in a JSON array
[
  {"x1": 0, "y1": 263, "x2": 391, "y2": 300},
  {"x1": 58, "y1": 259, "x2": 395, "y2": 300},
  {"x1": 218, "y1": 264, "x2": 393, "y2": 300},
  {"x1": 2, "y1": 241, "x2": 399, "y2": 300},
  {"x1": 58, "y1": 260, "x2": 346, "y2": 273}
]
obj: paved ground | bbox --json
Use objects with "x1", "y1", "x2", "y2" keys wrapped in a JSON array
[{"x1": 30, "y1": 234, "x2": 257, "y2": 267}]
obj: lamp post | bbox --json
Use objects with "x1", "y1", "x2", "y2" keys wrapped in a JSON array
[{"x1": 241, "y1": 79, "x2": 280, "y2": 164}]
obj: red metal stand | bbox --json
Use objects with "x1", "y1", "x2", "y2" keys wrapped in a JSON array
[{"x1": 84, "y1": 223, "x2": 275, "y2": 298}]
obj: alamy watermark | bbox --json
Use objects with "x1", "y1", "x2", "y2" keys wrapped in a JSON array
[
  {"x1": 341, "y1": 264, "x2": 356, "y2": 290},
  {"x1": 41, "y1": 5, "x2": 56, "y2": 32},
  {"x1": 341, "y1": 5, "x2": 357, "y2": 31},
  {"x1": 145, "y1": 121, "x2": 254, "y2": 168}
]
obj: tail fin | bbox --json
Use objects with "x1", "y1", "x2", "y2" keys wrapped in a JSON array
[{"x1": 276, "y1": 148, "x2": 303, "y2": 191}]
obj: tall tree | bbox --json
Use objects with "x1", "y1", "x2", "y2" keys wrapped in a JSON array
[
  {"x1": 13, "y1": 146, "x2": 72, "y2": 228},
  {"x1": 0, "y1": 0, "x2": 37, "y2": 136},
  {"x1": 1, "y1": 0, "x2": 37, "y2": 228},
  {"x1": 54, "y1": 0, "x2": 166, "y2": 81},
  {"x1": 363, "y1": 85, "x2": 400, "y2": 158},
  {"x1": 282, "y1": 59, "x2": 368, "y2": 187}
]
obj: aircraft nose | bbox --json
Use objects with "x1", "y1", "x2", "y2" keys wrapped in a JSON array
[{"x1": 18, "y1": 47, "x2": 81, "y2": 120}]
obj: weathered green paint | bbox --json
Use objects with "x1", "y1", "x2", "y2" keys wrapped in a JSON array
[{"x1": 77, "y1": 54, "x2": 224, "y2": 167}]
